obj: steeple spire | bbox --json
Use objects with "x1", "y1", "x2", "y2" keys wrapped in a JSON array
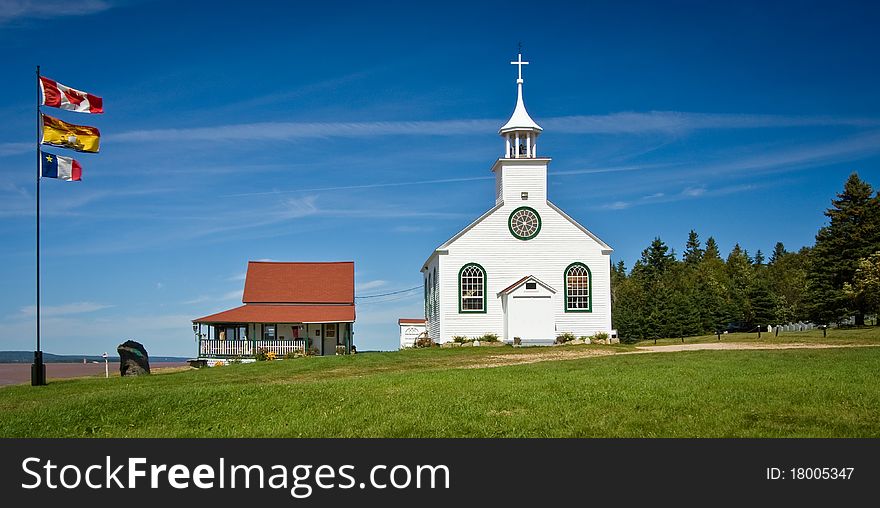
[{"x1": 499, "y1": 51, "x2": 542, "y2": 158}]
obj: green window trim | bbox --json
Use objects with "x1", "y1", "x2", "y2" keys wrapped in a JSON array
[
  {"x1": 508, "y1": 206, "x2": 542, "y2": 240},
  {"x1": 433, "y1": 267, "x2": 439, "y2": 317},
  {"x1": 424, "y1": 276, "x2": 428, "y2": 319},
  {"x1": 564, "y1": 262, "x2": 592, "y2": 313},
  {"x1": 458, "y1": 262, "x2": 487, "y2": 314}
]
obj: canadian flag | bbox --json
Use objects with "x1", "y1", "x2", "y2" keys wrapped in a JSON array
[{"x1": 39, "y1": 76, "x2": 103, "y2": 114}]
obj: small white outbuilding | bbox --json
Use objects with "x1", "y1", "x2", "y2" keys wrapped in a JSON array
[{"x1": 398, "y1": 318, "x2": 427, "y2": 349}]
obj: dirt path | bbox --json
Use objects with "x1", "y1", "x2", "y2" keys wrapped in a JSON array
[
  {"x1": 461, "y1": 342, "x2": 878, "y2": 369},
  {"x1": 462, "y1": 348, "x2": 618, "y2": 369}
]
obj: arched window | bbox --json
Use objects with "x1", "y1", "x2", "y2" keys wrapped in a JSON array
[
  {"x1": 433, "y1": 267, "x2": 439, "y2": 316},
  {"x1": 424, "y1": 276, "x2": 429, "y2": 318},
  {"x1": 428, "y1": 272, "x2": 433, "y2": 319},
  {"x1": 459, "y1": 263, "x2": 486, "y2": 313},
  {"x1": 565, "y1": 263, "x2": 592, "y2": 312}
]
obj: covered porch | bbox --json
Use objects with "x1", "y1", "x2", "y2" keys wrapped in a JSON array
[
  {"x1": 195, "y1": 322, "x2": 353, "y2": 359},
  {"x1": 193, "y1": 303, "x2": 356, "y2": 361}
]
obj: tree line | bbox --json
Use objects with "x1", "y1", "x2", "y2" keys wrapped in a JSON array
[{"x1": 611, "y1": 173, "x2": 880, "y2": 341}]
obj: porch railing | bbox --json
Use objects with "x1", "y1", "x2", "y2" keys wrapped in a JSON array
[{"x1": 199, "y1": 339, "x2": 307, "y2": 358}]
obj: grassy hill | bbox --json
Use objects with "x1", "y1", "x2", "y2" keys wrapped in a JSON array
[{"x1": 1, "y1": 329, "x2": 878, "y2": 438}]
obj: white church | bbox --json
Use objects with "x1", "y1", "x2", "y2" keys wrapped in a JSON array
[{"x1": 418, "y1": 53, "x2": 613, "y2": 346}]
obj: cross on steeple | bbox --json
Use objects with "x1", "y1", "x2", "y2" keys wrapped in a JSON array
[{"x1": 510, "y1": 52, "x2": 529, "y2": 84}]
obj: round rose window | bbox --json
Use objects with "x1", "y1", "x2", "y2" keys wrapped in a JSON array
[{"x1": 508, "y1": 206, "x2": 541, "y2": 240}]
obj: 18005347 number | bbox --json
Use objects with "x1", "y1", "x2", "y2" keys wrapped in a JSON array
[{"x1": 791, "y1": 467, "x2": 854, "y2": 479}]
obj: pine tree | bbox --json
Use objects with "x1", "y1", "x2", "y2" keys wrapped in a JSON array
[
  {"x1": 754, "y1": 249, "x2": 765, "y2": 266},
  {"x1": 704, "y1": 236, "x2": 721, "y2": 261},
  {"x1": 749, "y1": 278, "x2": 775, "y2": 328},
  {"x1": 683, "y1": 229, "x2": 704, "y2": 266},
  {"x1": 769, "y1": 242, "x2": 786, "y2": 265},
  {"x1": 726, "y1": 244, "x2": 754, "y2": 325},
  {"x1": 807, "y1": 173, "x2": 880, "y2": 325},
  {"x1": 640, "y1": 237, "x2": 675, "y2": 276}
]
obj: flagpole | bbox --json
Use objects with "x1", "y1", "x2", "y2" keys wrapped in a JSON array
[{"x1": 33, "y1": 65, "x2": 46, "y2": 386}]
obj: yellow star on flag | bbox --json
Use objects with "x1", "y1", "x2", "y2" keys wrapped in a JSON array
[{"x1": 45, "y1": 155, "x2": 53, "y2": 163}]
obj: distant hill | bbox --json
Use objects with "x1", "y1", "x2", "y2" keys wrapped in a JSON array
[{"x1": 0, "y1": 351, "x2": 189, "y2": 363}]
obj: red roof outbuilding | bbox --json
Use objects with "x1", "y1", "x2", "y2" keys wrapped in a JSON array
[{"x1": 398, "y1": 318, "x2": 426, "y2": 325}]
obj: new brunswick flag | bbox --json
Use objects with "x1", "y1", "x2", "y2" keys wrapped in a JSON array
[{"x1": 41, "y1": 114, "x2": 100, "y2": 153}]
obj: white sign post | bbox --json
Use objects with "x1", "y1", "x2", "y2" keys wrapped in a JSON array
[{"x1": 102, "y1": 352, "x2": 108, "y2": 379}]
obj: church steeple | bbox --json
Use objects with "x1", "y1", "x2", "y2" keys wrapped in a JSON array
[{"x1": 499, "y1": 52, "x2": 542, "y2": 159}]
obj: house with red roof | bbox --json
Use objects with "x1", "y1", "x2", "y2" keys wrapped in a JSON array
[{"x1": 193, "y1": 261, "x2": 355, "y2": 364}]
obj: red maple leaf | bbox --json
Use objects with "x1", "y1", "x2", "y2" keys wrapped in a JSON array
[{"x1": 63, "y1": 88, "x2": 85, "y2": 106}]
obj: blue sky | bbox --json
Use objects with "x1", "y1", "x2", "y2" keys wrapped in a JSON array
[{"x1": 1, "y1": 0, "x2": 879, "y2": 355}]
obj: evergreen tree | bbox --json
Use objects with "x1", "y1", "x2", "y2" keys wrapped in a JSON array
[
  {"x1": 769, "y1": 242, "x2": 786, "y2": 265},
  {"x1": 704, "y1": 236, "x2": 721, "y2": 261},
  {"x1": 754, "y1": 249, "x2": 765, "y2": 266},
  {"x1": 749, "y1": 278, "x2": 775, "y2": 328},
  {"x1": 806, "y1": 173, "x2": 880, "y2": 325},
  {"x1": 726, "y1": 244, "x2": 754, "y2": 324},
  {"x1": 683, "y1": 229, "x2": 704, "y2": 266},
  {"x1": 640, "y1": 237, "x2": 675, "y2": 276}
]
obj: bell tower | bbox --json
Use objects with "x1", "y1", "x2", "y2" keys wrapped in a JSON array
[
  {"x1": 499, "y1": 52, "x2": 543, "y2": 158},
  {"x1": 492, "y1": 51, "x2": 550, "y2": 206}
]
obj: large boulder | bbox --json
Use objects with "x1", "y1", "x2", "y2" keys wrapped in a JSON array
[{"x1": 118, "y1": 340, "x2": 150, "y2": 376}]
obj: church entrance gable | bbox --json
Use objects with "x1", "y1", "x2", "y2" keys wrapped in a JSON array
[{"x1": 499, "y1": 276, "x2": 556, "y2": 344}]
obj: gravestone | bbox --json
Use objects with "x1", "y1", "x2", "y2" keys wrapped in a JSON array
[{"x1": 117, "y1": 340, "x2": 150, "y2": 376}]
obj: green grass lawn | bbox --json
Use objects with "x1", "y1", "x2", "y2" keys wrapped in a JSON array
[{"x1": 1, "y1": 330, "x2": 879, "y2": 438}]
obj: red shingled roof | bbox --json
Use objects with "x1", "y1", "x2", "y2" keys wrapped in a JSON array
[
  {"x1": 242, "y1": 261, "x2": 354, "y2": 304},
  {"x1": 194, "y1": 304, "x2": 355, "y2": 324},
  {"x1": 398, "y1": 318, "x2": 426, "y2": 325}
]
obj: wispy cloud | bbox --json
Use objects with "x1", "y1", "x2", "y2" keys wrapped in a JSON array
[
  {"x1": 392, "y1": 225, "x2": 434, "y2": 233},
  {"x1": 112, "y1": 119, "x2": 499, "y2": 143},
  {"x1": 0, "y1": 0, "x2": 114, "y2": 23},
  {"x1": 3, "y1": 112, "x2": 878, "y2": 159},
  {"x1": 552, "y1": 163, "x2": 672, "y2": 177},
  {"x1": 0, "y1": 141, "x2": 31, "y2": 156},
  {"x1": 356, "y1": 280, "x2": 387, "y2": 292},
  {"x1": 692, "y1": 129, "x2": 880, "y2": 177},
  {"x1": 107, "y1": 112, "x2": 880, "y2": 145},
  {"x1": 182, "y1": 290, "x2": 242, "y2": 305},
  {"x1": 599, "y1": 183, "x2": 756, "y2": 210},
  {"x1": 223, "y1": 176, "x2": 493, "y2": 198},
  {"x1": 543, "y1": 112, "x2": 880, "y2": 135},
  {"x1": 18, "y1": 301, "x2": 113, "y2": 318},
  {"x1": 226, "y1": 272, "x2": 247, "y2": 282}
]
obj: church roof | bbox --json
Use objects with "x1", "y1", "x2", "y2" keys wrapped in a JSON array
[
  {"x1": 499, "y1": 82, "x2": 542, "y2": 134},
  {"x1": 423, "y1": 200, "x2": 612, "y2": 269}
]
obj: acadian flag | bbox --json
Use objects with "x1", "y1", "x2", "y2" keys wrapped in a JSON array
[
  {"x1": 41, "y1": 114, "x2": 101, "y2": 153},
  {"x1": 40, "y1": 151, "x2": 82, "y2": 181},
  {"x1": 39, "y1": 76, "x2": 103, "y2": 114}
]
